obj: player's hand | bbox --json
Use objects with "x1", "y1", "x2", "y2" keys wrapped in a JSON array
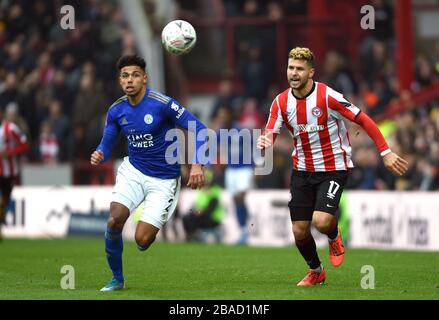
[
  {"x1": 383, "y1": 152, "x2": 408, "y2": 176},
  {"x1": 257, "y1": 131, "x2": 273, "y2": 149},
  {"x1": 187, "y1": 164, "x2": 204, "y2": 189},
  {"x1": 90, "y1": 150, "x2": 104, "y2": 166}
]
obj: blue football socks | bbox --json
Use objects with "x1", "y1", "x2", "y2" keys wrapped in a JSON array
[
  {"x1": 236, "y1": 202, "x2": 248, "y2": 228},
  {"x1": 104, "y1": 228, "x2": 124, "y2": 283}
]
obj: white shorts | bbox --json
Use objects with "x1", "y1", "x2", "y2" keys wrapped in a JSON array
[
  {"x1": 225, "y1": 167, "x2": 254, "y2": 195},
  {"x1": 111, "y1": 157, "x2": 181, "y2": 229}
]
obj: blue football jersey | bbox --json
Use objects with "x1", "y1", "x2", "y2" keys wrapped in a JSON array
[{"x1": 97, "y1": 88, "x2": 207, "y2": 179}]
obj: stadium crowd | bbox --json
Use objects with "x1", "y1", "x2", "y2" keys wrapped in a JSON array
[{"x1": 0, "y1": 0, "x2": 438, "y2": 190}]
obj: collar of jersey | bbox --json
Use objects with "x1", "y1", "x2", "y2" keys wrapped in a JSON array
[
  {"x1": 291, "y1": 81, "x2": 316, "y2": 100},
  {"x1": 127, "y1": 87, "x2": 150, "y2": 107}
]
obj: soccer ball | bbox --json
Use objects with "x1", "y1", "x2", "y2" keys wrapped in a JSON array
[{"x1": 161, "y1": 20, "x2": 197, "y2": 55}]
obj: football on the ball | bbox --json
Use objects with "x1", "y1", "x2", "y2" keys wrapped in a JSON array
[{"x1": 161, "y1": 20, "x2": 197, "y2": 55}]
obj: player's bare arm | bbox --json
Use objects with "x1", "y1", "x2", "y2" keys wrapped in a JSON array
[
  {"x1": 187, "y1": 164, "x2": 204, "y2": 189},
  {"x1": 90, "y1": 150, "x2": 104, "y2": 166},
  {"x1": 382, "y1": 152, "x2": 409, "y2": 176}
]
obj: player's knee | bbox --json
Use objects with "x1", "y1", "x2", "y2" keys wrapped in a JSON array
[
  {"x1": 135, "y1": 234, "x2": 156, "y2": 251},
  {"x1": 312, "y1": 216, "x2": 332, "y2": 232},
  {"x1": 234, "y1": 192, "x2": 246, "y2": 203},
  {"x1": 107, "y1": 215, "x2": 125, "y2": 231},
  {"x1": 108, "y1": 203, "x2": 129, "y2": 229},
  {"x1": 292, "y1": 224, "x2": 309, "y2": 240}
]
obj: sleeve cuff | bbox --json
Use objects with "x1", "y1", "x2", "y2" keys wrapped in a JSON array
[{"x1": 380, "y1": 149, "x2": 391, "y2": 157}]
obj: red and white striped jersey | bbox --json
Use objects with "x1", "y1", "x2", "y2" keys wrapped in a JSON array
[
  {"x1": 0, "y1": 121, "x2": 29, "y2": 177},
  {"x1": 39, "y1": 132, "x2": 59, "y2": 163},
  {"x1": 266, "y1": 82, "x2": 362, "y2": 172}
]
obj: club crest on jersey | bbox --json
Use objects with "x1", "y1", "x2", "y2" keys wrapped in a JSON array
[
  {"x1": 144, "y1": 114, "x2": 153, "y2": 124},
  {"x1": 312, "y1": 107, "x2": 322, "y2": 118}
]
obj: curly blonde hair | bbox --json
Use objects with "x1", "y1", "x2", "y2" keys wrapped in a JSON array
[{"x1": 288, "y1": 47, "x2": 314, "y2": 66}]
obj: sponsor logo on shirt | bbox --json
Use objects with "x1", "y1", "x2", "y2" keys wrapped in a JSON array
[
  {"x1": 127, "y1": 133, "x2": 154, "y2": 148},
  {"x1": 171, "y1": 102, "x2": 179, "y2": 111},
  {"x1": 293, "y1": 124, "x2": 325, "y2": 133},
  {"x1": 171, "y1": 102, "x2": 185, "y2": 119}
]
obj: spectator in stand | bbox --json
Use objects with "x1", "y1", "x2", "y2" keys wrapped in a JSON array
[
  {"x1": 58, "y1": 53, "x2": 81, "y2": 95},
  {"x1": 210, "y1": 78, "x2": 239, "y2": 120},
  {"x1": 238, "y1": 97, "x2": 265, "y2": 130},
  {"x1": 283, "y1": 0, "x2": 307, "y2": 16},
  {"x1": 50, "y1": 70, "x2": 75, "y2": 118},
  {"x1": 238, "y1": 0, "x2": 265, "y2": 16},
  {"x1": 345, "y1": 147, "x2": 379, "y2": 190},
  {"x1": 38, "y1": 120, "x2": 59, "y2": 164},
  {"x1": 223, "y1": 0, "x2": 241, "y2": 16},
  {"x1": 72, "y1": 64, "x2": 107, "y2": 159},
  {"x1": 360, "y1": 78, "x2": 396, "y2": 117},
  {"x1": 238, "y1": 44, "x2": 271, "y2": 101},
  {"x1": 415, "y1": 55, "x2": 438, "y2": 89},
  {"x1": 321, "y1": 51, "x2": 356, "y2": 101},
  {"x1": 371, "y1": 0, "x2": 394, "y2": 42},
  {"x1": 0, "y1": 73, "x2": 19, "y2": 109},
  {"x1": 362, "y1": 40, "x2": 389, "y2": 84},
  {"x1": 0, "y1": 1, "x2": 126, "y2": 166},
  {"x1": 32, "y1": 0, "x2": 56, "y2": 40},
  {"x1": 267, "y1": 1, "x2": 284, "y2": 22},
  {"x1": 46, "y1": 100, "x2": 71, "y2": 162},
  {"x1": 4, "y1": 4, "x2": 29, "y2": 41},
  {"x1": 3, "y1": 42, "x2": 33, "y2": 76},
  {"x1": 35, "y1": 52, "x2": 55, "y2": 87}
]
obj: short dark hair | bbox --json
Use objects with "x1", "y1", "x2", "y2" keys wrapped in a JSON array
[{"x1": 116, "y1": 54, "x2": 146, "y2": 72}]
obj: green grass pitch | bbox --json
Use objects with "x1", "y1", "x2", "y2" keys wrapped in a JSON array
[{"x1": 0, "y1": 238, "x2": 438, "y2": 300}]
